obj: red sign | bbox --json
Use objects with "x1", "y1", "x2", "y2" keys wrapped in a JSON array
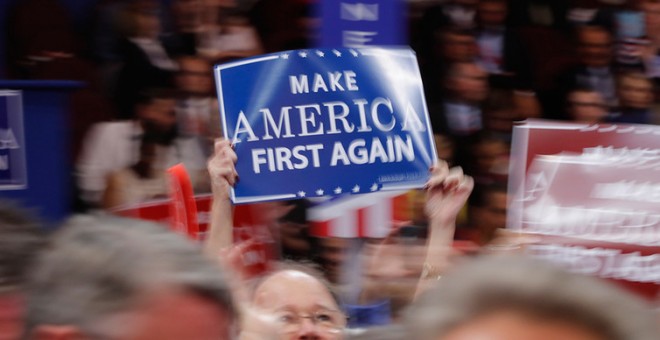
[{"x1": 510, "y1": 120, "x2": 660, "y2": 299}]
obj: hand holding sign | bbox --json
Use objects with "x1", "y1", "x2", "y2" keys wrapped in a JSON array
[{"x1": 208, "y1": 139, "x2": 238, "y2": 200}]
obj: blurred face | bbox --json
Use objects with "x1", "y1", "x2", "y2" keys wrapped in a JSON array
[
  {"x1": 642, "y1": 1, "x2": 660, "y2": 39},
  {"x1": 441, "y1": 33, "x2": 477, "y2": 62},
  {"x1": 618, "y1": 76, "x2": 654, "y2": 109},
  {"x1": 253, "y1": 271, "x2": 345, "y2": 339},
  {"x1": 177, "y1": 58, "x2": 213, "y2": 96},
  {"x1": 139, "y1": 98, "x2": 178, "y2": 145},
  {"x1": 568, "y1": 91, "x2": 607, "y2": 123},
  {"x1": 449, "y1": 63, "x2": 488, "y2": 102},
  {"x1": 478, "y1": 1, "x2": 507, "y2": 27},
  {"x1": 121, "y1": 290, "x2": 232, "y2": 340},
  {"x1": 139, "y1": 98, "x2": 177, "y2": 130},
  {"x1": 474, "y1": 140, "x2": 507, "y2": 174},
  {"x1": 440, "y1": 310, "x2": 604, "y2": 340},
  {"x1": 135, "y1": 11, "x2": 161, "y2": 39},
  {"x1": 480, "y1": 190, "x2": 507, "y2": 242},
  {"x1": 578, "y1": 28, "x2": 613, "y2": 67}
]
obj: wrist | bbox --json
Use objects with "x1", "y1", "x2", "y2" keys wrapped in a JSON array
[{"x1": 420, "y1": 262, "x2": 443, "y2": 281}]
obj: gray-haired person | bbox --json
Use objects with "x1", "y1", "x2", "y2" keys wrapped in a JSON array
[
  {"x1": 23, "y1": 215, "x2": 236, "y2": 340},
  {"x1": 403, "y1": 255, "x2": 658, "y2": 340},
  {"x1": 0, "y1": 200, "x2": 45, "y2": 340}
]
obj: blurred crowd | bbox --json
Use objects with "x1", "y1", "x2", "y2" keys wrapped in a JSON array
[{"x1": 1, "y1": 0, "x2": 659, "y2": 339}]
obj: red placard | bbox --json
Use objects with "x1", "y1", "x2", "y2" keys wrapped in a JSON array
[{"x1": 510, "y1": 120, "x2": 660, "y2": 299}]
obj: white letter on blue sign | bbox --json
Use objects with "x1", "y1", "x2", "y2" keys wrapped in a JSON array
[
  {"x1": 401, "y1": 103, "x2": 426, "y2": 132},
  {"x1": 290, "y1": 75, "x2": 309, "y2": 94},
  {"x1": 324, "y1": 101, "x2": 354, "y2": 134},
  {"x1": 345, "y1": 70, "x2": 359, "y2": 91},
  {"x1": 371, "y1": 98, "x2": 395, "y2": 131},
  {"x1": 353, "y1": 99, "x2": 373, "y2": 132},
  {"x1": 297, "y1": 104, "x2": 324, "y2": 137},
  {"x1": 233, "y1": 111, "x2": 259, "y2": 143},
  {"x1": 262, "y1": 107, "x2": 295, "y2": 140},
  {"x1": 313, "y1": 74, "x2": 329, "y2": 93}
]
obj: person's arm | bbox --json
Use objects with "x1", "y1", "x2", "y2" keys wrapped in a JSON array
[
  {"x1": 203, "y1": 139, "x2": 238, "y2": 257},
  {"x1": 415, "y1": 161, "x2": 473, "y2": 298},
  {"x1": 77, "y1": 123, "x2": 119, "y2": 207},
  {"x1": 101, "y1": 172, "x2": 125, "y2": 210}
]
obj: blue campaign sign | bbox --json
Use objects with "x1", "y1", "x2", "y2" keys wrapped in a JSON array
[
  {"x1": 214, "y1": 47, "x2": 436, "y2": 204},
  {"x1": 318, "y1": 0, "x2": 407, "y2": 48},
  {"x1": 0, "y1": 91, "x2": 26, "y2": 190}
]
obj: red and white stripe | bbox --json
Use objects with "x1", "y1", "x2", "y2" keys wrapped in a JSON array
[{"x1": 308, "y1": 191, "x2": 409, "y2": 238}]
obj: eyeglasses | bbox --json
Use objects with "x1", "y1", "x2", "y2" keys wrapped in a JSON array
[{"x1": 276, "y1": 309, "x2": 347, "y2": 333}]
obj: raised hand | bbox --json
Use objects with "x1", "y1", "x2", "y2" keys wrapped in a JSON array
[
  {"x1": 207, "y1": 139, "x2": 238, "y2": 200},
  {"x1": 425, "y1": 161, "x2": 474, "y2": 226}
]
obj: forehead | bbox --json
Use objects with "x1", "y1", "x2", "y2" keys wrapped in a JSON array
[{"x1": 253, "y1": 270, "x2": 338, "y2": 311}]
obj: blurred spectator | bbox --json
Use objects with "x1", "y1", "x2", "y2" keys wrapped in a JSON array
[
  {"x1": 640, "y1": 0, "x2": 660, "y2": 81},
  {"x1": 175, "y1": 55, "x2": 220, "y2": 156},
  {"x1": 421, "y1": 0, "x2": 479, "y2": 34},
  {"x1": 475, "y1": 0, "x2": 532, "y2": 88},
  {"x1": 462, "y1": 182, "x2": 508, "y2": 245},
  {"x1": 102, "y1": 134, "x2": 169, "y2": 209},
  {"x1": 482, "y1": 88, "x2": 518, "y2": 140},
  {"x1": 421, "y1": 28, "x2": 478, "y2": 101},
  {"x1": 404, "y1": 255, "x2": 657, "y2": 340},
  {"x1": 611, "y1": 72, "x2": 656, "y2": 124},
  {"x1": 195, "y1": 1, "x2": 263, "y2": 62},
  {"x1": 559, "y1": 25, "x2": 618, "y2": 111},
  {"x1": 566, "y1": 87, "x2": 609, "y2": 123},
  {"x1": 512, "y1": 89, "x2": 542, "y2": 120},
  {"x1": 23, "y1": 215, "x2": 236, "y2": 339},
  {"x1": 244, "y1": 263, "x2": 346, "y2": 339},
  {"x1": 0, "y1": 201, "x2": 45, "y2": 340},
  {"x1": 77, "y1": 89, "x2": 207, "y2": 209},
  {"x1": 439, "y1": 28, "x2": 479, "y2": 65},
  {"x1": 114, "y1": 0, "x2": 178, "y2": 119},
  {"x1": 469, "y1": 132, "x2": 509, "y2": 184},
  {"x1": 430, "y1": 62, "x2": 489, "y2": 137},
  {"x1": 429, "y1": 61, "x2": 488, "y2": 170}
]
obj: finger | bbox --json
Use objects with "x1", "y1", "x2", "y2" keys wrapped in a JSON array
[
  {"x1": 425, "y1": 162, "x2": 450, "y2": 189},
  {"x1": 456, "y1": 175, "x2": 474, "y2": 194},
  {"x1": 443, "y1": 167, "x2": 464, "y2": 191},
  {"x1": 224, "y1": 147, "x2": 238, "y2": 163},
  {"x1": 214, "y1": 138, "x2": 231, "y2": 155}
]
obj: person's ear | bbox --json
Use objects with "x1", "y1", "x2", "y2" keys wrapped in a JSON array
[{"x1": 29, "y1": 325, "x2": 88, "y2": 340}]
